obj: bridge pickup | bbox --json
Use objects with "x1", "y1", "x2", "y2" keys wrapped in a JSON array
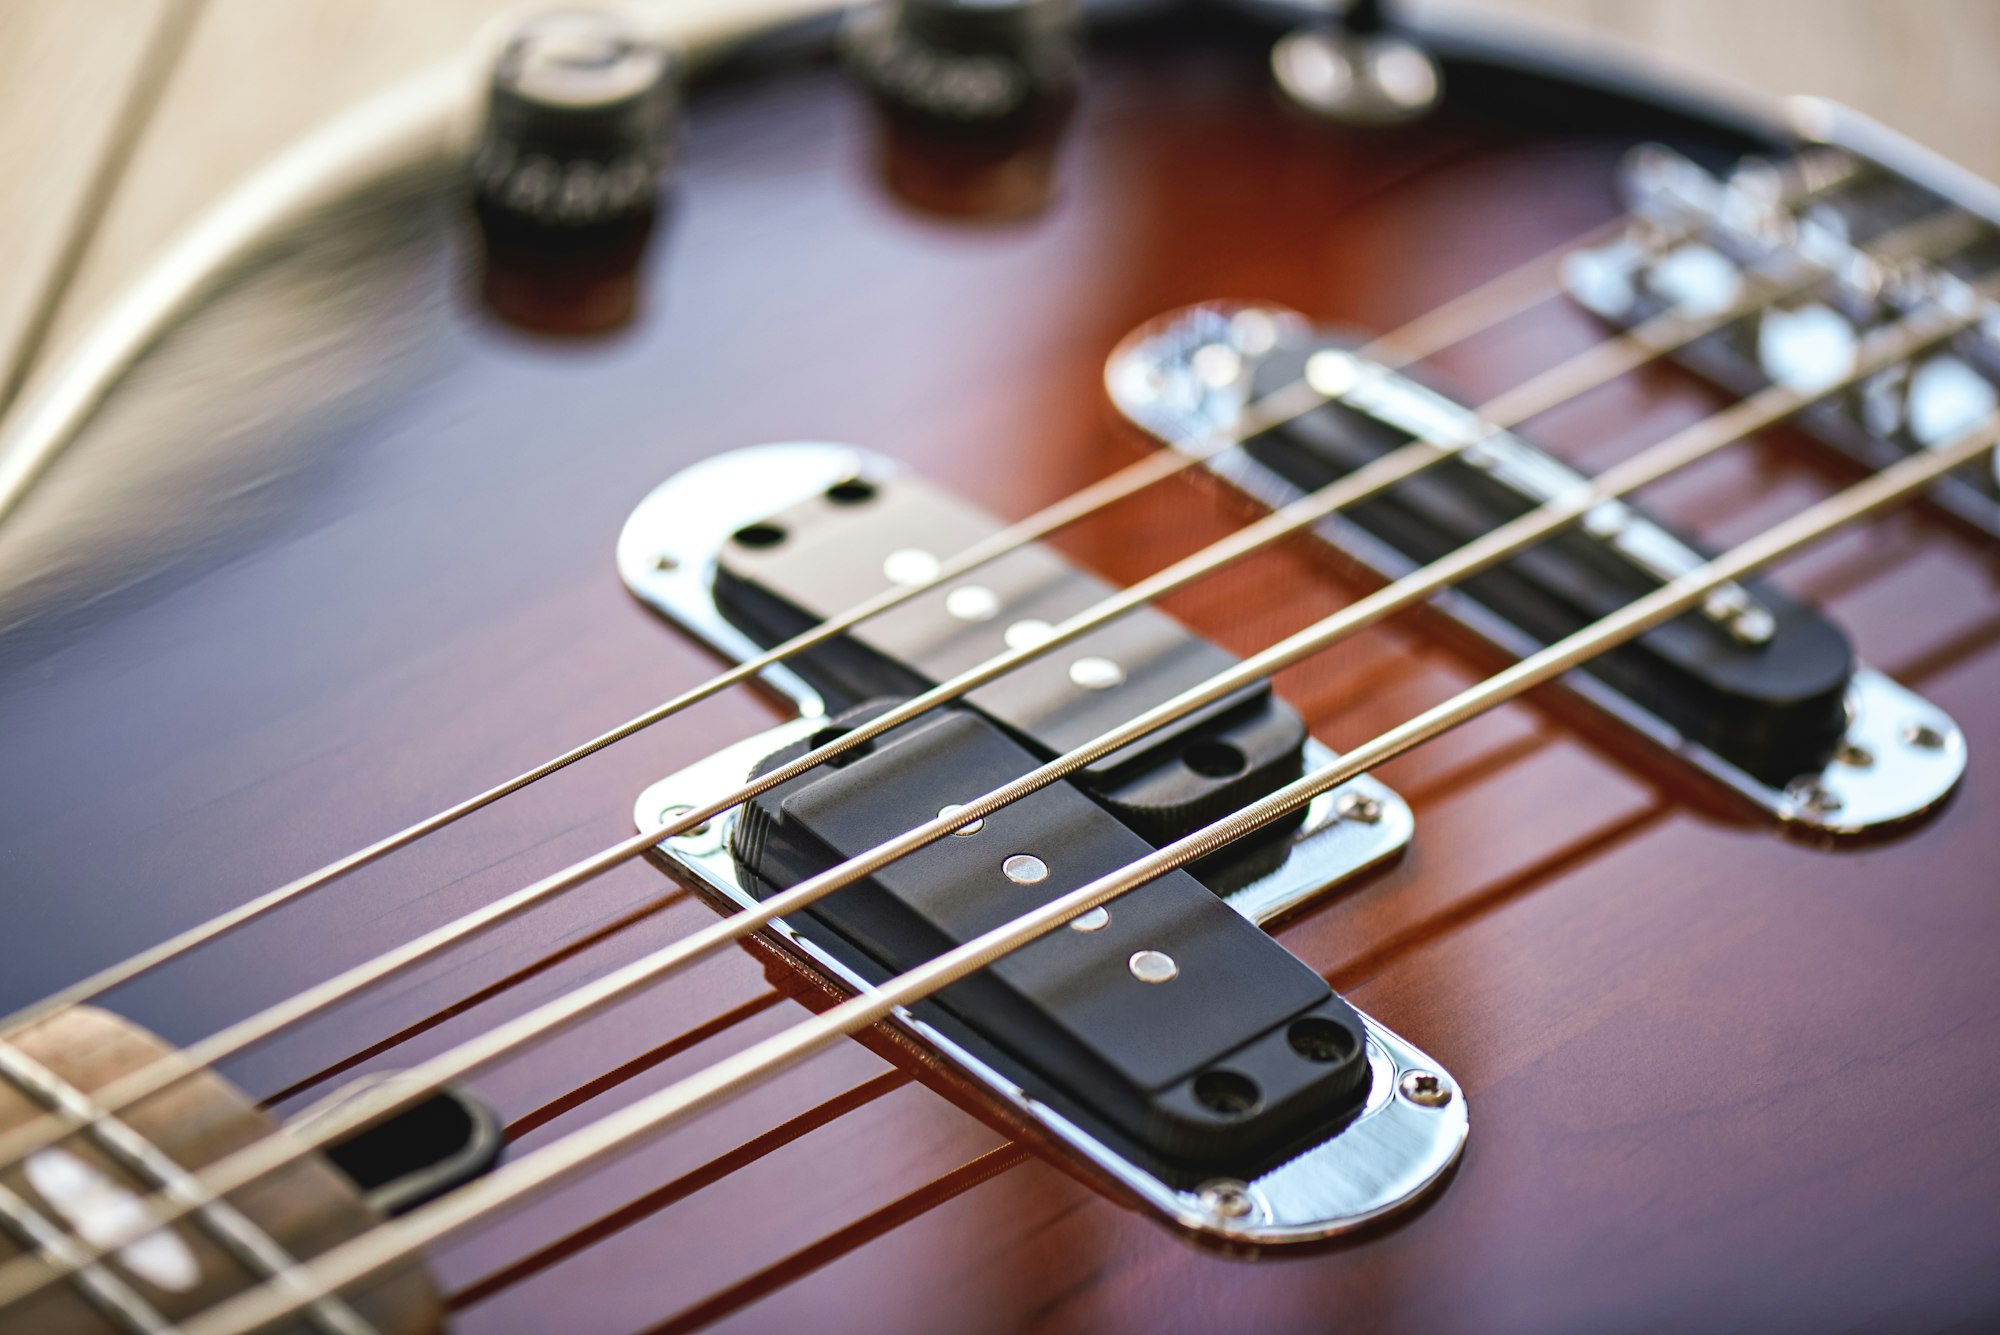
[
  {"x1": 734, "y1": 700, "x2": 1370, "y2": 1177},
  {"x1": 1108, "y1": 304, "x2": 1968, "y2": 835},
  {"x1": 618, "y1": 443, "x2": 1457, "y2": 1242}
]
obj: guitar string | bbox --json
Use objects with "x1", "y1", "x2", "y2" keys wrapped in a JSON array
[
  {"x1": 0, "y1": 147, "x2": 1866, "y2": 1037},
  {"x1": 1, "y1": 241, "x2": 1979, "y2": 1311},
  {"x1": 0, "y1": 216, "x2": 1645, "y2": 1045},
  {"x1": 171, "y1": 407, "x2": 2000, "y2": 1335},
  {"x1": 0, "y1": 206, "x2": 1893, "y2": 1195}
]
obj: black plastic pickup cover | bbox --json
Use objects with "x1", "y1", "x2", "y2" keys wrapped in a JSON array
[
  {"x1": 1245, "y1": 341, "x2": 1858, "y2": 789},
  {"x1": 734, "y1": 701, "x2": 1372, "y2": 1176},
  {"x1": 715, "y1": 476, "x2": 1309, "y2": 862}
]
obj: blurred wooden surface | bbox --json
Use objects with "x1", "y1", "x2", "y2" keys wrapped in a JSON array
[{"x1": 0, "y1": 0, "x2": 1994, "y2": 406}]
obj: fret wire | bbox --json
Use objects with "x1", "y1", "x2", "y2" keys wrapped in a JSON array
[
  {"x1": 0, "y1": 209, "x2": 1629, "y2": 1049},
  {"x1": 171, "y1": 411, "x2": 2000, "y2": 1335},
  {"x1": 0, "y1": 237, "x2": 1973, "y2": 1315},
  {"x1": 0, "y1": 204, "x2": 1879, "y2": 1204}
]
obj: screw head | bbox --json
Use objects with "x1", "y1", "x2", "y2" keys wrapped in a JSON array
[
  {"x1": 1197, "y1": 1179, "x2": 1256, "y2": 1220},
  {"x1": 658, "y1": 803, "x2": 723, "y2": 855},
  {"x1": 659, "y1": 804, "x2": 711, "y2": 838},
  {"x1": 1834, "y1": 742, "x2": 1874, "y2": 768},
  {"x1": 1397, "y1": 1070, "x2": 1453, "y2": 1108},
  {"x1": 1335, "y1": 790, "x2": 1383, "y2": 824},
  {"x1": 1902, "y1": 720, "x2": 1947, "y2": 750},
  {"x1": 1786, "y1": 779, "x2": 1844, "y2": 815}
]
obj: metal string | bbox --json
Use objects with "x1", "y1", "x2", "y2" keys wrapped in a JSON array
[
  {"x1": 2, "y1": 149, "x2": 1866, "y2": 1036},
  {"x1": 1, "y1": 240, "x2": 1976, "y2": 1312},
  {"x1": 0, "y1": 213, "x2": 1878, "y2": 1195},
  {"x1": 171, "y1": 409, "x2": 2000, "y2": 1335},
  {"x1": 0, "y1": 214, "x2": 1631, "y2": 1045}
]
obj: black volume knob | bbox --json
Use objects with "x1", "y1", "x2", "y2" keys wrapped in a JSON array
[
  {"x1": 843, "y1": 0, "x2": 1081, "y2": 131},
  {"x1": 473, "y1": 10, "x2": 679, "y2": 231}
]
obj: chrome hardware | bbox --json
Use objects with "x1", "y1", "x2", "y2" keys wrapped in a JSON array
[
  {"x1": 1107, "y1": 303, "x2": 1969, "y2": 835},
  {"x1": 1776, "y1": 670, "x2": 1966, "y2": 834},
  {"x1": 632, "y1": 726, "x2": 1463, "y2": 1244},
  {"x1": 1576, "y1": 145, "x2": 2000, "y2": 526},
  {"x1": 1270, "y1": 18, "x2": 1441, "y2": 128},
  {"x1": 1115, "y1": 314, "x2": 1776, "y2": 646},
  {"x1": 619, "y1": 439, "x2": 1453, "y2": 1242},
  {"x1": 1397, "y1": 1070, "x2": 1453, "y2": 1108}
]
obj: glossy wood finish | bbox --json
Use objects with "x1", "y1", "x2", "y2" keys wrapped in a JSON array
[{"x1": 1, "y1": 19, "x2": 1998, "y2": 1334}]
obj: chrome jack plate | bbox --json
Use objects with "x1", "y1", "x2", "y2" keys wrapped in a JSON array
[
  {"x1": 1106, "y1": 302, "x2": 1969, "y2": 837},
  {"x1": 618, "y1": 444, "x2": 1458, "y2": 1241},
  {"x1": 633, "y1": 730, "x2": 1464, "y2": 1244}
]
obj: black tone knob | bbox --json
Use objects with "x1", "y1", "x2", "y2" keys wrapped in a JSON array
[
  {"x1": 473, "y1": 10, "x2": 679, "y2": 230},
  {"x1": 843, "y1": 0, "x2": 1081, "y2": 131}
]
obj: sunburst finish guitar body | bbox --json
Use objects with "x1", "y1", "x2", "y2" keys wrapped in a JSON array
[{"x1": 0, "y1": 2, "x2": 1996, "y2": 1332}]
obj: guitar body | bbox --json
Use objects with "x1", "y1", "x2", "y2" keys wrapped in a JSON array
[{"x1": 1, "y1": 7, "x2": 1996, "y2": 1331}]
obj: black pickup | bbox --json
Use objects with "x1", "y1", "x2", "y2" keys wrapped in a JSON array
[
  {"x1": 1244, "y1": 338, "x2": 1859, "y2": 790},
  {"x1": 734, "y1": 701, "x2": 1371, "y2": 1177},
  {"x1": 710, "y1": 473, "x2": 1374, "y2": 1179}
]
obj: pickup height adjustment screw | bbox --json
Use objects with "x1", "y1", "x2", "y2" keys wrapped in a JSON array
[
  {"x1": 1786, "y1": 779, "x2": 1844, "y2": 815},
  {"x1": 1335, "y1": 790, "x2": 1383, "y2": 824},
  {"x1": 1903, "y1": 720, "x2": 1947, "y2": 749},
  {"x1": 1398, "y1": 1070, "x2": 1453, "y2": 1108},
  {"x1": 658, "y1": 804, "x2": 723, "y2": 856},
  {"x1": 1197, "y1": 1180, "x2": 1256, "y2": 1221}
]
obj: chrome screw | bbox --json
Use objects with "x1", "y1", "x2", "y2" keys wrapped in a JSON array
[
  {"x1": 659, "y1": 804, "x2": 722, "y2": 855},
  {"x1": 1197, "y1": 1179, "x2": 1256, "y2": 1220},
  {"x1": 1834, "y1": 742, "x2": 1874, "y2": 768},
  {"x1": 1786, "y1": 779, "x2": 1843, "y2": 815},
  {"x1": 1902, "y1": 721, "x2": 1947, "y2": 750},
  {"x1": 1336, "y1": 790, "x2": 1382, "y2": 824},
  {"x1": 1397, "y1": 1070, "x2": 1452, "y2": 1108}
]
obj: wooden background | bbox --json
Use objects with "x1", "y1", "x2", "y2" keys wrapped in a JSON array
[{"x1": 2, "y1": 0, "x2": 1996, "y2": 425}]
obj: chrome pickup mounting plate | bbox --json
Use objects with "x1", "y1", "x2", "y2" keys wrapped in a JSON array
[
  {"x1": 1106, "y1": 300, "x2": 1968, "y2": 837},
  {"x1": 617, "y1": 444, "x2": 1461, "y2": 1242}
]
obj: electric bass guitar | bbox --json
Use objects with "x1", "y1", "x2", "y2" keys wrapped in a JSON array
[{"x1": 0, "y1": 1, "x2": 1996, "y2": 1330}]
